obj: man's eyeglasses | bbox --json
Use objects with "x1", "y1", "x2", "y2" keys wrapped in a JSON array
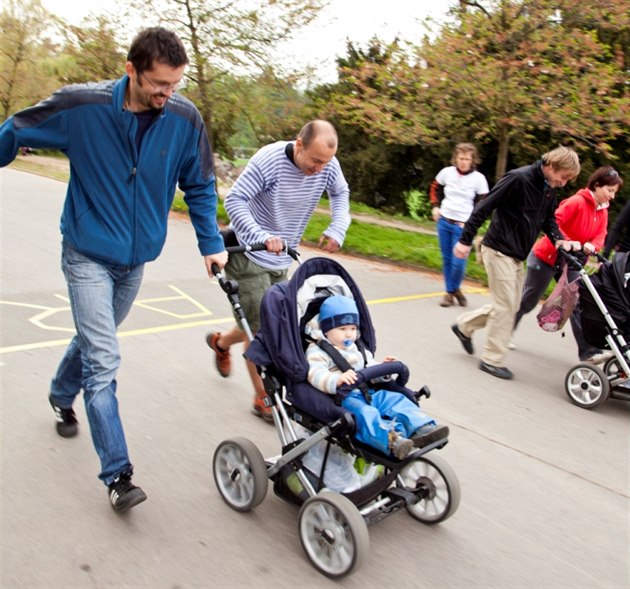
[{"x1": 139, "y1": 71, "x2": 181, "y2": 94}]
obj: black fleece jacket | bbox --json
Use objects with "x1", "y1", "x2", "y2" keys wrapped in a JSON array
[{"x1": 459, "y1": 160, "x2": 564, "y2": 261}]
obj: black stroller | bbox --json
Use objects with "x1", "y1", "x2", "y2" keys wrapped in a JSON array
[
  {"x1": 210, "y1": 249, "x2": 460, "y2": 578},
  {"x1": 562, "y1": 250, "x2": 630, "y2": 409}
]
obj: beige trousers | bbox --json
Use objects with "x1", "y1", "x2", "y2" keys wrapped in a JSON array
[{"x1": 457, "y1": 245, "x2": 525, "y2": 366}]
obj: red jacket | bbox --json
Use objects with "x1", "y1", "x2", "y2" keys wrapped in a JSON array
[{"x1": 533, "y1": 188, "x2": 608, "y2": 265}]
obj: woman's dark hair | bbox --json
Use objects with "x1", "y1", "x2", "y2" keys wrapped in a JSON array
[
  {"x1": 127, "y1": 27, "x2": 189, "y2": 73},
  {"x1": 587, "y1": 166, "x2": 624, "y2": 191}
]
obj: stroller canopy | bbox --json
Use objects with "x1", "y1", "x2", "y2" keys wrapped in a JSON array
[{"x1": 246, "y1": 257, "x2": 377, "y2": 383}]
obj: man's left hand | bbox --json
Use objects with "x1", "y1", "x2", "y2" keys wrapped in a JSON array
[{"x1": 318, "y1": 234, "x2": 341, "y2": 253}]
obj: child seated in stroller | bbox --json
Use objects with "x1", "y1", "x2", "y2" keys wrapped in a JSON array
[{"x1": 305, "y1": 295, "x2": 449, "y2": 460}]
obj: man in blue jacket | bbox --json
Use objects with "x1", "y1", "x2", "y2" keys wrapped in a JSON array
[{"x1": 0, "y1": 27, "x2": 227, "y2": 512}]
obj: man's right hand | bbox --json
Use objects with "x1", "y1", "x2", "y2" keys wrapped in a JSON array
[
  {"x1": 556, "y1": 239, "x2": 581, "y2": 252},
  {"x1": 453, "y1": 242, "x2": 471, "y2": 259}
]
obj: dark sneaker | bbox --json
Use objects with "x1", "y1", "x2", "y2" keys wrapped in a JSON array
[
  {"x1": 108, "y1": 474, "x2": 147, "y2": 513},
  {"x1": 451, "y1": 324, "x2": 474, "y2": 355},
  {"x1": 205, "y1": 332, "x2": 231, "y2": 377},
  {"x1": 479, "y1": 360, "x2": 514, "y2": 380},
  {"x1": 49, "y1": 394, "x2": 78, "y2": 438},
  {"x1": 411, "y1": 424, "x2": 450, "y2": 448}
]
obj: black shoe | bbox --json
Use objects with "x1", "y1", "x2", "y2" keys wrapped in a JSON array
[
  {"x1": 49, "y1": 394, "x2": 78, "y2": 438},
  {"x1": 108, "y1": 474, "x2": 147, "y2": 513},
  {"x1": 479, "y1": 361, "x2": 513, "y2": 380},
  {"x1": 451, "y1": 324, "x2": 474, "y2": 355},
  {"x1": 411, "y1": 424, "x2": 450, "y2": 448}
]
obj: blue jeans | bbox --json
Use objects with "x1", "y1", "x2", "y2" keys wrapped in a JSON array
[
  {"x1": 50, "y1": 241, "x2": 144, "y2": 485},
  {"x1": 341, "y1": 389, "x2": 434, "y2": 455},
  {"x1": 437, "y1": 217, "x2": 467, "y2": 293}
]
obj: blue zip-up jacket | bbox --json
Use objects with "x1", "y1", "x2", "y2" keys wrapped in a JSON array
[{"x1": 0, "y1": 75, "x2": 224, "y2": 265}]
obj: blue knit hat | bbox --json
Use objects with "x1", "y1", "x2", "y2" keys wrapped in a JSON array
[{"x1": 319, "y1": 295, "x2": 359, "y2": 334}]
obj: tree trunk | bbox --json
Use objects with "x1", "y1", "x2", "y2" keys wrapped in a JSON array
[{"x1": 495, "y1": 125, "x2": 509, "y2": 181}]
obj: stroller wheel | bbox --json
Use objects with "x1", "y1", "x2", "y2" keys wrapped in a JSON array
[
  {"x1": 212, "y1": 437, "x2": 268, "y2": 511},
  {"x1": 604, "y1": 357, "x2": 627, "y2": 384},
  {"x1": 298, "y1": 490, "x2": 369, "y2": 579},
  {"x1": 398, "y1": 454, "x2": 461, "y2": 524},
  {"x1": 565, "y1": 363, "x2": 611, "y2": 409}
]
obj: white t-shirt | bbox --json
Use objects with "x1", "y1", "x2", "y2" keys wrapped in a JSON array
[{"x1": 435, "y1": 166, "x2": 489, "y2": 222}]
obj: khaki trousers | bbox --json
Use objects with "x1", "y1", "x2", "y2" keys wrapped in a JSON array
[{"x1": 457, "y1": 245, "x2": 524, "y2": 366}]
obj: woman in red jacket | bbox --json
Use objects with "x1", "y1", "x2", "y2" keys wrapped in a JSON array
[{"x1": 513, "y1": 166, "x2": 623, "y2": 363}]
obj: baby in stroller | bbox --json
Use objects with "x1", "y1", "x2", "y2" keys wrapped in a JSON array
[{"x1": 305, "y1": 295, "x2": 449, "y2": 459}]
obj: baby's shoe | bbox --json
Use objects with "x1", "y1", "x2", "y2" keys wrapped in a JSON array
[
  {"x1": 410, "y1": 424, "x2": 450, "y2": 449},
  {"x1": 389, "y1": 430, "x2": 414, "y2": 460}
]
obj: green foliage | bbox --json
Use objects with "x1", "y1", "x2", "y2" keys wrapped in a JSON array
[
  {"x1": 0, "y1": 0, "x2": 61, "y2": 117},
  {"x1": 126, "y1": 0, "x2": 326, "y2": 155},
  {"x1": 172, "y1": 192, "x2": 229, "y2": 225},
  {"x1": 302, "y1": 213, "x2": 488, "y2": 283},
  {"x1": 5, "y1": 0, "x2": 630, "y2": 227},
  {"x1": 320, "y1": 0, "x2": 630, "y2": 184},
  {"x1": 404, "y1": 189, "x2": 432, "y2": 221},
  {"x1": 57, "y1": 18, "x2": 126, "y2": 84}
]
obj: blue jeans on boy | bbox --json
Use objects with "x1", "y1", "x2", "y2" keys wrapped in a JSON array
[
  {"x1": 341, "y1": 389, "x2": 434, "y2": 455},
  {"x1": 438, "y1": 217, "x2": 467, "y2": 293},
  {"x1": 50, "y1": 241, "x2": 144, "y2": 485}
]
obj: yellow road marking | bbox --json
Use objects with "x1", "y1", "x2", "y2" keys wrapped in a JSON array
[
  {"x1": 368, "y1": 287, "x2": 487, "y2": 305},
  {"x1": 0, "y1": 287, "x2": 488, "y2": 355},
  {"x1": 0, "y1": 317, "x2": 235, "y2": 354}
]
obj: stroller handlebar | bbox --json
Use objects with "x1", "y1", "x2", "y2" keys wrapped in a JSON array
[
  {"x1": 210, "y1": 242, "x2": 300, "y2": 277},
  {"x1": 556, "y1": 247, "x2": 608, "y2": 270}
]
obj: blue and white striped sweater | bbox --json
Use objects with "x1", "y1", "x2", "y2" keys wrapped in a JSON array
[{"x1": 225, "y1": 141, "x2": 351, "y2": 269}]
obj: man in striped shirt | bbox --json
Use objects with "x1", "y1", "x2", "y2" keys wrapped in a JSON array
[{"x1": 206, "y1": 120, "x2": 351, "y2": 420}]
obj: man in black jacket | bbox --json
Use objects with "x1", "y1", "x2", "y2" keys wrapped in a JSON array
[{"x1": 450, "y1": 146, "x2": 581, "y2": 379}]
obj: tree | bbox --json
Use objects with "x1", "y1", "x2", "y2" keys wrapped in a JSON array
[
  {"x1": 322, "y1": 0, "x2": 630, "y2": 183},
  {"x1": 127, "y1": 0, "x2": 327, "y2": 155},
  {"x1": 309, "y1": 38, "x2": 434, "y2": 209},
  {"x1": 54, "y1": 17, "x2": 127, "y2": 84},
  {"x1": 0, "y1": 0, "x2": 59, "y2": 119}
]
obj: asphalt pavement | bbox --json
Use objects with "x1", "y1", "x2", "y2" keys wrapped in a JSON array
[{"x1": 1, "y1": 168, "x2": 628, "y2": 589}]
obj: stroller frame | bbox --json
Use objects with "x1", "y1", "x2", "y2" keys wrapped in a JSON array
[
  {"x1": 210, "y1": 246, "x2": 460, "y2": 578},
  {"x1": 559, "y1": 250, "x2": 630, "y2": 409}
]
